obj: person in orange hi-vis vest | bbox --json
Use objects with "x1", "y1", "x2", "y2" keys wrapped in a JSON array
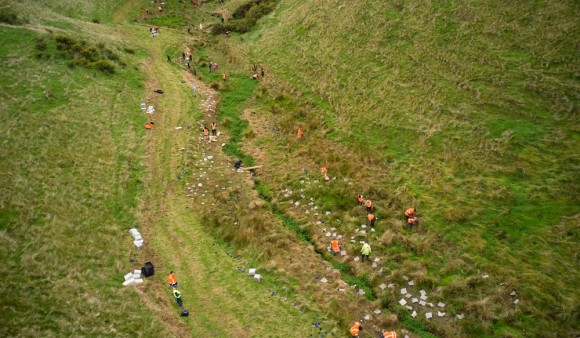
[
  {"x1": 405, "y1": 208, "x2": 416, "y2": 218},
  {"x1": 407, "y1": 215, "x2": 418, "y2": 229},
  {"x1": 382, "y1": 330, "x2": 398, "y2": 338},
  {"x1": 297, "y1": 127, "x2": 303, "y2": 139},
  {"x1": 350, "y1": 321, "x2": 362, "y2": 337},
  {"x1": 167, "y1": 271, "x2": 178, "y2": 288},
  {"x1": 320, "y1": 167, "x2": 329, "y2": 181},
  {"x1": 368, "y1": 213, "x2": 376, "y2": 227},
  {"x1": 357, "y1": 195, "x2": 364, "y2": 206},
  {"x1": 331, "y1": 239, "x2": 340, "y2": 255},
  {"x1": 365, "y1": 200, "x2": 373, "y2": 214}
]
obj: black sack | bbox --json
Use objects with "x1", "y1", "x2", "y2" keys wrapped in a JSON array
[{"x1": 141, "y1": 261, "x2": 154, "y2": 277}]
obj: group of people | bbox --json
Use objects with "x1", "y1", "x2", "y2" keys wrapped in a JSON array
[
  {"x1": 201, "y1": 122, "x2": 218, "y2": 142},
  {"x1": 167, "y1": 271, "x2": 188, "y2": 316},
  {"x1": 251, "y1": 64, "x2": 265, "y2": 80}
]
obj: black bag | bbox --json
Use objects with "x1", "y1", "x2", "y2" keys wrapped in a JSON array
[
  {"x1": 180, "y1": 309, "x2": 189, "y2": 317},
  {"x1": 141, "y1": 261, "x2": 154, "y2": 277}
]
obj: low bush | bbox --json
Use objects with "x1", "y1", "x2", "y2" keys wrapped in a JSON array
[
  {"x1": 0, "y1": 8, "x2": 28, "y2": 25},
  {"x1": 212, "y1": 0, "x2": 280, "y2": 34},
  {"x1": 53, "y1": 35, "x2": 122, "y2": 75}
]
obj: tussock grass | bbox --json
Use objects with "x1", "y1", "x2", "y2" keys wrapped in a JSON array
[{"x1": 227, "y1": 0, "x2": 580, "y2": 335}]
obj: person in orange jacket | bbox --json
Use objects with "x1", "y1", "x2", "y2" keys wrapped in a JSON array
[
  {"x1": 382, "y1": 330, "x2": 398, "y2": 338},
  {"x1": 407, "y1": 215, "x2": 418, "y2": 229},
  {"x1": 365, "y1": 200, "x2": 373, "y2": 214},
  {"x1": 167, "y1": 271, "x2": 178, "y2": 288},
  {"x1": 405, "y1": 208, "x2": 416, "y2": 218},
  {"x1": 368, "y1": 213, "x2": 376, "y2": 227},
  {"x1": 350, "y1": 321, "x2": 363, "y2": 337},
  {"x1": 320, "y1": 167, "x2": 329, "y2": 181},
  {"x1": 331, "y1": 239, "x2": 340, "y2": 255},
  {"x1": 297, "y1": 127, "x2": 303, "y2": 139},
  {"x1": 357, "y1": 194, "x2": 364, "y2": 206}
]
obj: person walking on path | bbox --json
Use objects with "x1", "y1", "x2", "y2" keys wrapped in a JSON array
[
  {"x1": 357, "y1": 194, "x2": 364, "y2": 206},
  {"x1": 365, "y1": 200, "x2": 373, "y2": 214},
  {"x1": 208, "y1": 62, "x2": 212, "y2": 73},
  {"x1": 172, "y1": 289, "x2": 183, "y2": 308},
  {"x1": 361, "y1": 242, "x2": 371, "y2": 262},
  {"x1": 167, "y1": 271, "x2": 178, "y2": 288},
  {"x1": 297, "y1": 127, "x2": 303, "y2": 139},
  {"x1": 211, "y1": 121, "x2": 217, "y2": 136},
  {"x1": 367, "y1": 213, "x2": 376, "y2": 228},
  {"x1": 222, "y1": 72, "x2": 227, "y2": 81}
]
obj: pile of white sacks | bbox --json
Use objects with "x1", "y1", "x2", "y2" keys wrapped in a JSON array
[
  {"x1": 123, "y1": 269, "x2": 144, "y2": 286},
  {"x1": 248, "y1": 268, "x2": 261, "y2": 282},
  {"x1": 129, "y1": 228, "x2": 144, "y2": 248}
]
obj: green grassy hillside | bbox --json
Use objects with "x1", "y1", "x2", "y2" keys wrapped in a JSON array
[
  {"x1": 236, "y1": 0, "x2": 579, "y2": 336},
  {"x1": 2, "y1": 0, "x2": 578, "y2": 337}
]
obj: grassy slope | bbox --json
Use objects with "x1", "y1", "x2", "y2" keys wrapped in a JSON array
[
  {"x1": 233, "y1": 0, "x2": 580, "y2": 336},
  {"x1": 0, "y1": 13, "x2": 166, "y2": 338}
]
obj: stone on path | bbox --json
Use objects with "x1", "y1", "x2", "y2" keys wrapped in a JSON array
[
  {"x1": 374, "y1": 309, "x2": 381, "y2": 315},
  {"x1": 457, "y1": 314, "x2": 465, "y2": 320},
  {"x1": 425, "y1": 312, "x2": 433, "y2": 319},
  {"x1": 321, "y1": 278, "x2": 328, "y2": 284},
  {"x1": 438, "y1": 311, "x2": 446, "y2": 317},
  {"x1": 364, "y1": 314, "x2": 370, "y2": 320},
  {"x1": 379, "y1": 283, "x2": 387, "y2": 290},
  {"x1": 405, "y1": 293, "x2": 412, "y2": 299},
  {"x1": 358, "y1": 289, "x2": 365, "y2": 296},
  {"x1": 514, "y1": 299, "x2": 519, "y2": 304},
  {"x1": 408, "y1": 280, "x2": 414, "y2": 286},
  {"x1": 412, "y1": 298, "x2": 418, "y2": 303},
  {"x1": 354, "y1": 257, "x2": 360, "y2": 262},
  {"x1": 253, "y1": 274, "x2": 262, "y2": 282},
  {"x1": 399, "y1": 298, "x2": 407, "y2": 306},
  {"x1": 248, "y1": 268, "x2": 256, "y2": 276},
  {"x1": 510, "y1": 290, "x2": 517, "y2": 296},
  {"x1": 400, "y1": 288, "x2": 407, "y2": 295},
  {"x1": 437, "y1": 302, "x2": 446, "y2": 308},
  {"x1": 403, "y1": 276, "x2": 409, "y2": 281},
  {"x1": 411, "y1": 311, "x2": 417, "y2": 318},
  {"x1": 420, "y1": 294, "x2": 428, "y2": 300},
  {"x1": 340, "y1": 250, "x2": 346, "y2": 256},
  {"x1": 419, "y1": 300, "x2": 426, "y2": 306},
  {"x1": 372, "y1": 262, "x2": 377, "y2": 268}
]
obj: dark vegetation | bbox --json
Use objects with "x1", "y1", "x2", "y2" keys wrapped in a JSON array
[
  {"x1": 50, "y1": 35, "x2": 123, "y2": 74},
  {"x1": 0, "y1": 7, "x2": 28, "y2": 25},
  {"x1": 211, "y1": 0, "x2": 279, "y2": 34}
]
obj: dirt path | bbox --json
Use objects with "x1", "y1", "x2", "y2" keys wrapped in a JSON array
[{"x1": 111, "y1": 15, "x2": 331, "y2": 336}]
